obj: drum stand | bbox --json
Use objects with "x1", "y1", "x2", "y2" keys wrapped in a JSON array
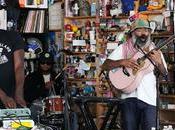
[
  {"x1": 70, "y1": 70, "x2": 121, "y2": 130},
  {"x1": 61, "y1": 69, "x2": 121, "y2": 130},
  {"x1": 62, "y1": 69, "x2": 71, "y2": 130},
  {"x1": 57, "y1": 57, "x2": 121, "y2": 130},
  {"x1": 72, "y1": 96, "x2": 121, "y2": 130}
]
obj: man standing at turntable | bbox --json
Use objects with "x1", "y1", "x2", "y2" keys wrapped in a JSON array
[
  {"x1": 101, "y1": 19, "x2": 168, "y2": 130},
  {"x1": 0, "y1": 30, "x2": 26, "y2": 108}
]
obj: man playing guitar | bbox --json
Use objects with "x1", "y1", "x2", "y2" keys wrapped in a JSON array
[{"x1": 101, "y1": 18, "x2": 168, "y2": 130}]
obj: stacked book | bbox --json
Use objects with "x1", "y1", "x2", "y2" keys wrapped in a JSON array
[{"x1": 23, "y1": 10, "x2": 45, "y2": 33}]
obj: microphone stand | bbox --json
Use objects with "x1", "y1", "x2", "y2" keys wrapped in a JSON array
[
  {"x1": 136, "y1": 44, "x2": 162, "y2": 130},
  {"x1": 53, "y1": 65, "x2": 71, "y2": 130},
  {"x1": 56, "y1": 66, "x2": 71, "y2": 130},
  {"x1": 63, "y1": 70, "x2": 71, "y2": 130}
]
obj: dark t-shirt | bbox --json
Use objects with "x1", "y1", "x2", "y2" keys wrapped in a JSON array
[
  {"x1": 0, "y1": 30, "x2": 24, "y2": 97},
  {"x1": 24, "y1": 71, "x2": 47, "y2": 104},
  {"x1": 24, "y1": 71, "x2": 63, "y2": 106}
]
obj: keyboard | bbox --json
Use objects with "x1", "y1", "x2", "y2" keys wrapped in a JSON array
[{"x1": 0, "y1": 108, "x2": 31, "y2": 119}]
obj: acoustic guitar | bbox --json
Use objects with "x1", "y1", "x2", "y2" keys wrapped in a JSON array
[{"x1": 109, "y1": 35, "x2": 175, "y2": 93}]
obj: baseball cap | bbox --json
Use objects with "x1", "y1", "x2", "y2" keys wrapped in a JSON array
[
  {"x1": 130, "y1": 19, "x2": 152, "y2": 32},
  {"x1": 39, "y1": 51, "x2": 54, "y2": 64}
]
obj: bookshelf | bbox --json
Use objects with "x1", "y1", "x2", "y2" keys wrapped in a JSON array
[{"x1": 18, "y1": 0, "x2": 49, "y2": 75}]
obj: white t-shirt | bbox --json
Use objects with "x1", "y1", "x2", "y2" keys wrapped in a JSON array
[
  {"x1": 108, "y1": 40, "x2": 167, "y2": 106},
  {"x1": 43, "y1": 74, "x2": 51, "y2": 83}
]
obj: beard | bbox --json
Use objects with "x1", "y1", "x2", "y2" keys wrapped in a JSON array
[{"x1": 132, "y1": 34, "x2": 151, "y2": 48}]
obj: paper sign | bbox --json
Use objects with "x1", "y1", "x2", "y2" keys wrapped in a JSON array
[{"x1": 73, "y1": 40, "x2": 86, "y2": 46}]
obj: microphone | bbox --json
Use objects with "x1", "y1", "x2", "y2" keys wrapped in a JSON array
[
  {"x1": 98, "y1": 70, "x2": 104, "y2": 77},
  {"x1": 135, "y1": 37, "x2": 141, "y2": 49},
  {"x1": 54, "y1": 66, "x2": 68, "y2": 80},
  {"x1": 135, "y1": 35, "x2": 149, "y2": 48}
]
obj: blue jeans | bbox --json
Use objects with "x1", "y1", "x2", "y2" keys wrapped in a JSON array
[{"x1": 120, "y1": 98, "x2": 156, "y2": 130}]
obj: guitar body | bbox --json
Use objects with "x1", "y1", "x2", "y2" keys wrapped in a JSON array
[
  {"x1": 109, "y1": 51, "x2": 154, "y2": 93},
  {"x1": 108, "y1": 35, "x2": 175, "y2": 93}
]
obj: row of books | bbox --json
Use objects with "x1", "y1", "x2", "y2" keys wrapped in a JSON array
[{"x1": 23, "y1": 10, "x2": 45, "y2": 33}]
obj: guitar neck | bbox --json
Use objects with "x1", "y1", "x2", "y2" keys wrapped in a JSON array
[
  {"x1": 155, "y1": 35, "x2": 175, "y2": 50},
  {"x1": 137, "y1": 35, "x2": 175, "y2": 64}
]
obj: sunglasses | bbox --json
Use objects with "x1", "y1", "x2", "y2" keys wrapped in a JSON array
[{"x1": 40, "y1": 61, "x2": 52, "y2": 65}]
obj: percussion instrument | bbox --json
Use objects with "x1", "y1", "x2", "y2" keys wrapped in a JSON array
[
  {"x1": 39, "y1": 114, "x2": 64, "y2": 128},
  {"x1": 43, "y1": 95, "x2": 63, "y2": 116}
]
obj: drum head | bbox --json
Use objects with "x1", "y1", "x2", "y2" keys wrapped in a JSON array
[{"x1": 44, "y1": 95, "x2": 64, "y2": 116}]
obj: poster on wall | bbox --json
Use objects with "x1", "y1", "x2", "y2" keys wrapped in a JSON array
[{"x1": 49, "y1": 2, "x2": 63, "y2": 30}]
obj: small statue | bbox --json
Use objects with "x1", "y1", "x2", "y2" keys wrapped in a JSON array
[
  {"x1": 72, "y1": 2, "x2": 79, "y2": 16},
  {"x1": 85, "y1": 20, "x2": 91, "y2": 35},
  {"x1": 110, "y1": 0, "x2": 122, "y2": 16}
]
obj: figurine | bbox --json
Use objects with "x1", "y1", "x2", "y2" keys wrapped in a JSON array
[
  {"x1": 72, "y1": 2, "x2": 79, "y2": 16},
  {"x1": 110, "y1": 0, "x2": 122, "y2": 16}
]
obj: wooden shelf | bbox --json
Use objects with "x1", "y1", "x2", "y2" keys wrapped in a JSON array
[
  {"x1": 68, "y1": 78, "x2": 96, "y2": 82},
  {"x1": 24, "y1": 58, "x2": 38, "y2": 60},
  {"x1": 72, "y1": 52, "x2": 96, "y2": 55},
  {"x1": 163, "y1": 51, "x2": 175, "y2": 54},
  {"x1": 139, "y1": 10, "x2": 163, "y2": 15},
  {"x1": 21, "y1": 32, "x2": 48, "y2": 35},
  {"x1": 64, "y1": 40, "x2": 72, "y2": 43},
  {"x1": 49, "y1": 29, "x2": 62, "y2": 32},
  {"x1": 151, "y1": 32, "x2": 174, "y2": 37},
  {"x1": 169, "y1": 51, "x2": 175, "y2": 54},
  {"x1": 160, "y1": 81, "x2": 175, "y2": 84},
  {"x1": 65, "y1": 51, "x2": 96, "y2": 55},
  {"x1": 99, "y1": 90, "x2": 112, "y2": 94},
  {"x1": 20, "y1": 7, "x2": 48, "y2": 10},
  {"x1": 99, "y1": 15, "x2": 128, "y2": 19},
  {"x1": 102, "y1": 29, "x2": 124, "y2": 32},
  {"x1": 160, "y1": 120, "x2": 175, "y2": 125},
  {"x1": 65, "y1": 16, "x2": 96, "y2": 19},
  {"x1": 67, "y1": 63, "x2": 96, "y2": 67},
  {"x1": 160, "y1": 109, "x2": 175, "y2": 112},
  {"x1": 160, "y1": 95, "x2": 175, "y2": 98}
]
